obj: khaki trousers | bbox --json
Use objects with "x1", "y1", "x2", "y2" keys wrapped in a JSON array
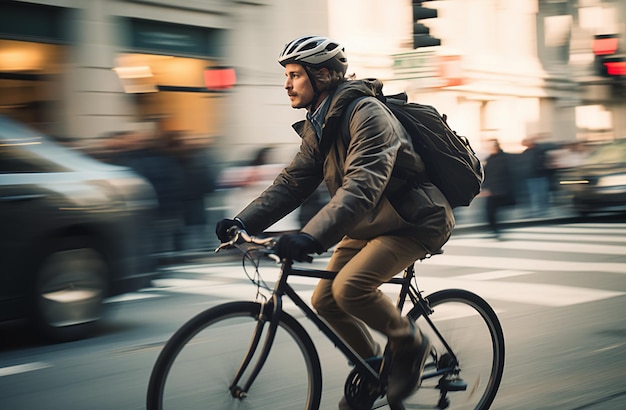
[{"x1": 311, "y1": 235, "x2": 427, "y2": 358}]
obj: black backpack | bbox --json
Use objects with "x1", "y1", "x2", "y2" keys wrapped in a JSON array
[{"x1": 345, "y1": 92, "x2": 484, "y2": 208}]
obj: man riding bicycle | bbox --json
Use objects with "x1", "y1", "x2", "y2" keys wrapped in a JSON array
[{"x1": 216, "y1": 35, "x2": 455, "y2": 408}]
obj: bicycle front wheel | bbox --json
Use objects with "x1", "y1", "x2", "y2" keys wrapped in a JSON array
[
  {"x1": 406, "y1": 289, "x2": 505, "y2": 410},
  {"x1": 147, "y1": 301, "x2": 322, "y2": 410}
]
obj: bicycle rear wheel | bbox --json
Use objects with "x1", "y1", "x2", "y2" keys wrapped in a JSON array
[
  {"x1": 147, "y1": 301, "x2": 322, "y2": 410},
  {"x1": 405, "y1": 289, "x2": 505, "y2": 410}
]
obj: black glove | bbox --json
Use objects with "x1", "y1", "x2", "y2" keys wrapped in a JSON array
[
  {"x1": 215, "y1": 218, "x2": 244, "y2": 243},
  {"x1": 273, "y1": 233, "x2": 321, "y2": 263}
]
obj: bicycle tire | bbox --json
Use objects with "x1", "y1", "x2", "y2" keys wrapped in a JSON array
[
  {"x1": 147, "y1": 301, "x2": 322, "y2": 410},
  {"x1": 405, "y1": 288, "x2": 505, "y2": 410}
]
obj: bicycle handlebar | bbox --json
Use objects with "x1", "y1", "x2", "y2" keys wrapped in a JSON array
[{"x1": 215, "y1": 227, "x2": 292, "y2": 263}]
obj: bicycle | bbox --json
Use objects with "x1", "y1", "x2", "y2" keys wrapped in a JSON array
[{"x1": 147, "y1": 228, "x2": 505, "y2": 409}]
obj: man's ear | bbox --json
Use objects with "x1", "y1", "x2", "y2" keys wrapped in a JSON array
[
  {"x1": 313, "y1": 67, "x2": 332, "y2": 89},
  {"x1": 315, "y1": 67, "x2": 331, "y2": 80}
]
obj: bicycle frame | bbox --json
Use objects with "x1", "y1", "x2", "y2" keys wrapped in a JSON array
[
  {"x1": 148, "y1": 229, "x2": 503, "y2": 410},
  {"x1": 230, "y1": 256, "x2": 460, "y2": 397}
]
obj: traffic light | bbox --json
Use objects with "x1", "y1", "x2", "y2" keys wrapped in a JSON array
[
  {"x1": 412, "y1": 0, "x2": 440, "y2": 48},
  {"x1": 593, "y1": 34, "x2": 626, "y2": 78},
  {"x1": 602, "y1": 56, "x2": 626, "y2": 77}
]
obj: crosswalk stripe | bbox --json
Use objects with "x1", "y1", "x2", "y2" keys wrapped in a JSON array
[
  {"x1": 512, "y1": 225, "x2": 626, "y2": 234},
  {"x1": 562, "y1": 223, "x2": 626, "y2": 228},
  {"x1": 398, "y1": 276, "x2": 624, "y2": 307},
  {"x1": 473, "y1": 232, "x2": 626, "y2": 244},
  {"x1": 0, "y1": 362, "x2": 52, "y2": 377},
  {"x1": 452, "y1": 270, "x2": 533, "y2": 280},
  {"x1": 448, "y1": 238, "x2": 626, "y2": 255},
  {"x1": 160, "y1": 265, "x2": 284, "y2": 282},
  {"x1": 151, "y1": 278, "x2": 236, "y2": 290},
  {"x1": 421, "y1": 254, "x2": 626, "y2": 274}
]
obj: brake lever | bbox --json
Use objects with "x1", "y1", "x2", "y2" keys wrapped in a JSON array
[
  {"x1": 215, "y1": 242, "x2": 232, "y2": 253},
  {"x1": 215, "y1": 227, "x2": 243, "y2": 253}
]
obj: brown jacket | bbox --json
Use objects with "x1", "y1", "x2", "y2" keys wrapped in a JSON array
[{"x1": 236, "y1": 79, "x2": 454, "y2": 253}]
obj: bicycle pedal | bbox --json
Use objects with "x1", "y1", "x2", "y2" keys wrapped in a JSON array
[{"x1": 438, "y1": 378, "x2": 467, "y2": 392}]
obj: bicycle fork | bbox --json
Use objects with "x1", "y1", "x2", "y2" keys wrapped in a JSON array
[{"x1": 228, "y1": 296, "x2": 282, "y2": 399}]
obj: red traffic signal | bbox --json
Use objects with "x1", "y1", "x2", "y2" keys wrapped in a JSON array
[
  {"x1": 593, "y1": 34, "x2": 618, "y2": 56},
  {"x1": 603, "y1": 57, "x2": 626, "y2": 76}
]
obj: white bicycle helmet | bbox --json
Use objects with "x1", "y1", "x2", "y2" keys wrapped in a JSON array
[{"x1": 278, "y1": 35, "x2": 348, "y2": 75}]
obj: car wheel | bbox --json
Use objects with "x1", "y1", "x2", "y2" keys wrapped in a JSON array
[{"x1": 32, "y1": 237, "x2": 109, "y2": 342}]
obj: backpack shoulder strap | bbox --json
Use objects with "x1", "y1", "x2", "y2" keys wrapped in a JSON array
[
  {"x1": 340, "y1": 94, "x2": 426, "y2": 186},
  {"x1": 340, "y1": 96, "x2": 368, "y2": 147}
]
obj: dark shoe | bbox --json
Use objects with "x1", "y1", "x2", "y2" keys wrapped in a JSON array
[{"x1": 386, "y1": 329, "x2": 431, "y2": 408}]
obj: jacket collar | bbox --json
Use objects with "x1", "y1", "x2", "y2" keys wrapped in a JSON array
[
  {"x1": 324, "y1": 79, "x2": 382, "y2": 125},
  {"x1": 292, "y1": 78, "x2": 384, "y2": 143}
]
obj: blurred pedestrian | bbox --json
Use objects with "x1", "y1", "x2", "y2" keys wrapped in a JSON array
[
  {"x1": 169, "y1": 132, "x2": 218, "y2": 252},
  {"x1": 521, "y1": 134, "x2": 551, "y2": 217},
  {"x1": 112, "y1": 130, "x2": 185, "y2": 253},
  {"x1": 481, "y1": 139, "x2": 516, "y2": 239}
]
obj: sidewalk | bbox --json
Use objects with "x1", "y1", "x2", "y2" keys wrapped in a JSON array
[{"x1": 155, "y1": 197, "x2": 581, "y2": 267}]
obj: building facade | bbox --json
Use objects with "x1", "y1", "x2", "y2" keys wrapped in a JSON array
[
  {"x1": 0, "y1": 0, "x2": 624, "y2": 159},
  {"x1": 329, "y1": 0, "x2": 626, "y2": 155},
  {"x1": 1, "y1": 0, "x2": 234, "y2": 140}
]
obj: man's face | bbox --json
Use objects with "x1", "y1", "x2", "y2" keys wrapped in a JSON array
[{"x1": 284, "y1": 63, "x2": 314, "y2": 109}]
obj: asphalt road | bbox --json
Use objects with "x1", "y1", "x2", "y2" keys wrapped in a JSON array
[{"x1": 1, "y1": 220, "x2": 625, "y2": 409}]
